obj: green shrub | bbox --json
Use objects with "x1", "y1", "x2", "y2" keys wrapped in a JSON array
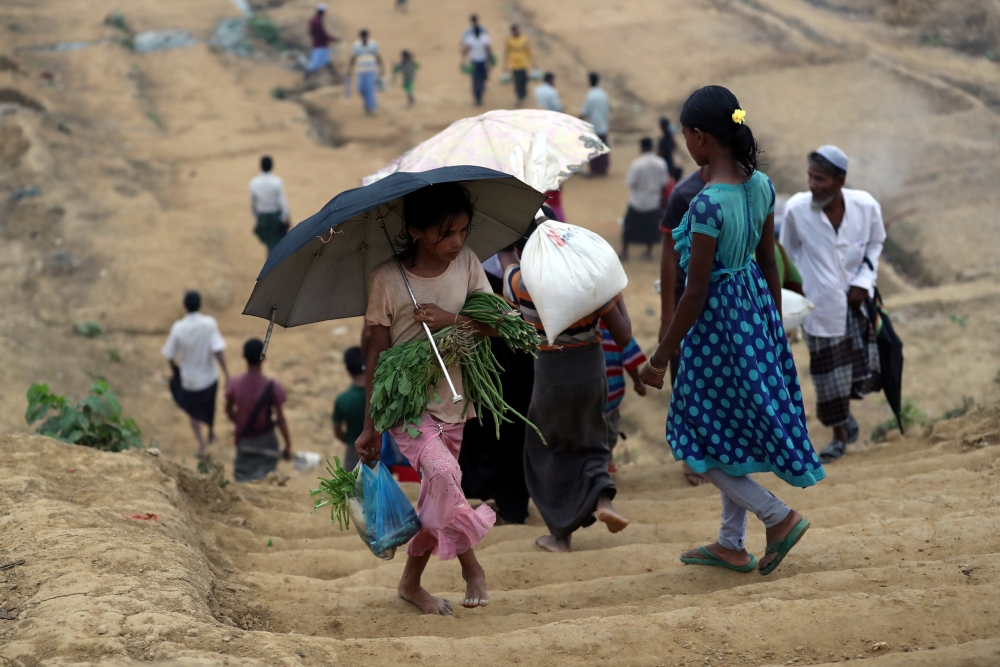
[
  {"x1": 26, "y1": 381, "x2": 143, "y2": 452},
  {"x1": 104, "y1": 10, "x2": 131, "y2": 33},
  {"x1": 870, "y1": 399, "x2": 928, "y2": 443},
  {"x1": 74, "y1": 321, "x2": 105, "y2": 338},
  {"x1": 247, "y1": 16, "x2": 284, "y2": 49},
  {"x1": 939, "y1": 396, "x2": 975, "y2": 422}
]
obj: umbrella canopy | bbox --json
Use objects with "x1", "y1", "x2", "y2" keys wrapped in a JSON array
[
  {"x1": 360, "y1": 109, "x2": 608, "y2": 192},
  {"x1": 242, "y1": 166, "x2": 546, "y2": 328}
]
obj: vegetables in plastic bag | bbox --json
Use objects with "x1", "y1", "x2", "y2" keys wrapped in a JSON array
[
  {"x1": 310, "y1": 457, "x2": 359, "y2": 530},
  {"x1": 357, "y1": 461, "x2": 421, "y2": 560},
  {"x1": 520, "y1": 220, "x2": 628, "y2": 345}
]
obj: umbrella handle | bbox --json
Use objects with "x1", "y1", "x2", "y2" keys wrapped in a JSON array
[
  {"x1": 261, "y1": 306, "x2": 277, "y2": 361},
  {"x1": 379, "y1": 220, "x2": 464, "y2": 405}
]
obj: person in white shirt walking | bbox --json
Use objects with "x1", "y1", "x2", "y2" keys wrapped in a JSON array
[
  {"x1": 780, "y1": 145, "x2": 886, "y2": 462},
  {"x1": 162, "y1": 291, "x2": 230, "y2": 459},
  {"x1": 347, "y1": 29, "x2": 384, "y2": 114},
  {"x1": 580, "y1": 72, "x2": 611, "y2": 175},
  {"x1": 461, "y1": 23, "x2": 492, "y2": 106},
  {"x1": 249, "y1": 155, "x2": 291, "y2": 255},
  {"x1": 621, "y1": 137, "x2": 668, "y2": 261},
  {"x1": 534, "y1": 72, "x2": 562, "y2": 112}
]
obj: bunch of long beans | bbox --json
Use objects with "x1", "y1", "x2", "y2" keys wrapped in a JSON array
[
  {"x1": 369, "y1": 290, "x2": 543, "y2": 440},
  {"x1": 310, "y1": 457, "x2": 358, "y2": 530}
]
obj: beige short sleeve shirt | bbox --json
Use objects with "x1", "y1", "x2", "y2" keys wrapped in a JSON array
[{"x1": 365, "y1": 246, "x2": 491, "y2": 424}]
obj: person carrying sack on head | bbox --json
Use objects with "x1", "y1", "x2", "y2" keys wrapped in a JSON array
[{"x1": 225, "y1": 338, "x2": 292, "y2": 482}]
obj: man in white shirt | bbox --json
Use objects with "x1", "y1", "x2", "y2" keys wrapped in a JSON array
[
  {"x1": 347, "y1": 29, "x2": 384, "y2": 114},
  {"x1": 461, "y1": 14, "x2": 487, "y2": 41},
  {"x1": 580, "y1": 72, "x2": 610, "y2": 175},
  {"x1": 162, "y1": 291, "x2": 230, "y2": 458},
  {"x1": 461, "y1": 24, "x2": 492, "y2": 106},
  {"x1": 780, "y1": 145, "x2": 886, "y2": 462},
  {"x1": 534, "y1": 72, "x2": 562, "y2": 112},
  {"x1": 621, "y1": 137, "x2": 668, "y2": 261},
  {"x1": 249, "y1": 155, "x2": 290, "y2": 256}
]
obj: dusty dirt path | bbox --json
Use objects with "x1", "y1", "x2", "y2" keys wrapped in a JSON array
[{"x1": 2, "y1": 400, "x2": 1000, "y2": 664}]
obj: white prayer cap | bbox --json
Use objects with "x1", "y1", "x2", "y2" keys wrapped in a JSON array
[
  {"x1": 813, "y1": 145, "x2": 848, "y2": 173},
  {"x1": 316, "y1": 3, "x2": 327, "y2": 11}
]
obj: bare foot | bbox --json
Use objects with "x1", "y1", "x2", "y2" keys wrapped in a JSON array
[
  {"x1": 757, "y1": 509, "x2": 804, "y2": 572},
  {"x1": 535, "y1": 534, "x2": 571, "y2": 552},
  {"x1": 461, "y1": 563, "x2": 489, "y2": 608},
  {"x1": 596, "y1": 495, "x2": 630, "y2": 534},
  {"x1": 681, "y1": 541, "x2": 752, "y2": 568},
  {"x1": 398, "y1": 583, "x2": 453, "y2": 615}
]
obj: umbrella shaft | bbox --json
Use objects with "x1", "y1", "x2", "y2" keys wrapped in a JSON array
[{"x1": 380, "y1": 219, "x2": 463, "y2": 404}]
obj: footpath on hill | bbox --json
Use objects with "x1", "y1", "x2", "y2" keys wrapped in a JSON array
[{"x1": 2, "y1": 402, "x2": 1000, "y2": 665}]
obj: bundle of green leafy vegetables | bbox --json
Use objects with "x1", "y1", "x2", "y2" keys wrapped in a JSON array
[
  {"x1": 370, "y1": 291, "x2": 542, "y2": 440},
  {"x1": 310, "y1": 456, "x2": 360, "y2": 530}
]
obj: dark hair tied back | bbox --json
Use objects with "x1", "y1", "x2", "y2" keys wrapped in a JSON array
[
  {"x1": 679, "y1": 85, "x2": 761, "y2": 177},
  {"x1": 397, "y1": 182, "x2": 475, "y2": 260}
]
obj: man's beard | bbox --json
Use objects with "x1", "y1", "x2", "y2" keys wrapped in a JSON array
[{"x1": 811, "y1": 192, "x2": 835, "y2": 209}]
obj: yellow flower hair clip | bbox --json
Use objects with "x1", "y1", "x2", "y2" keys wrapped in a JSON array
[{"x1": 732, "y1": 108, "x2": 746, "y2": 125}]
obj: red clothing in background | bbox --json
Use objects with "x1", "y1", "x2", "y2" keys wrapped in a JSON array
[
  {"x1": 225, "y1": 373, "x2": 287, "y2": 437},
  {"x1": 310, "y1": 14, "x2": 332, "y2": 48}
]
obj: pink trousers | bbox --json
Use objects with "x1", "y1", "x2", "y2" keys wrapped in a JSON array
[{"x1": 390, "y1": 414, "x2": 496, "y2": 560}]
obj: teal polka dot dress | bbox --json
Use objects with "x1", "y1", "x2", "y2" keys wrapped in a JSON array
[{"x1": 668, "y1": 171, "x2": 823, "y2": 488}]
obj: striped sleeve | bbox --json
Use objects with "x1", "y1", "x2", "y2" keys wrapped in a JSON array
[{"x1": 620, "y1": 338, "x2": 647, "y2": 371}]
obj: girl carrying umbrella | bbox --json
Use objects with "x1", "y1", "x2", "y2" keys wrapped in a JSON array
[
  {"x1": 640, "y1": 86, "x2": 822, "y2": 574},
  {"x1": 354, "y1": 183, "x2": 498, "y2": 613}
]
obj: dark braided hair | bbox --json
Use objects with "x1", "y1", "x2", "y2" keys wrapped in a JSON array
[{"x1": 679, "y1": 85, "x2": 761, "y2": 177}]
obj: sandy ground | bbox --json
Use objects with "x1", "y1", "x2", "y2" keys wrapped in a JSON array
[
  {"x1": 2, "y1": 404, "x2": 1000, "y2": 665},
  {"x1": 1, "y1": 0, "x2": 1000, "y2": 664}
]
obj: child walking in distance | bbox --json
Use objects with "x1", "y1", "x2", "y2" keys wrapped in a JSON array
[
  {"x1": 332, "y1": 347, "x2": 366, "y2": 471},
  {"x1": 640, "y1": 86, "x2": 820, "y2": 575},
  {"x1": 499, "y1": 226, "x2": 633, "y2": 554},
  {"x1": 393, "y1": 50, "x2": 419, "y2": 107},
  {"x1": 355, "y1": 183, "x2": 499, "y2": 614},
  {"x1": 225, "y1": 339, "x2": 291, "y2": 482}
]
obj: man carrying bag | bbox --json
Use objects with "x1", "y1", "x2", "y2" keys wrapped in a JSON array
[{"x1": 225, "y1": 339, "x2": 292, "y2": 482}]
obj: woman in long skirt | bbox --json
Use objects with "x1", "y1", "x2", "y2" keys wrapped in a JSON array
[{"x1": 501, "y1": 244, "x2": 633, "y2": 552}]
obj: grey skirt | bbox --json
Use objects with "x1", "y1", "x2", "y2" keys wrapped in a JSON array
[
  {"x1": 234, "y1": 430, "x2": 280, "y2": 482},
  {"x1": 524, "y1": 343, "x2": 615, "y2": 537}
]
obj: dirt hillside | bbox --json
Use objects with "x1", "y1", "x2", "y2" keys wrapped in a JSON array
[
  {"x1": 2, "y1": 401, "x2": 1000, "y2": 665},
  {"x1": 1, "y1": 0, "x2": 1000, "y2": 664}
]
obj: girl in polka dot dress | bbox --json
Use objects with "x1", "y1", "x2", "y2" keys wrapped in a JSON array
[{"x1": 640, "y1": 86, "x2": 821, "y2": 575}]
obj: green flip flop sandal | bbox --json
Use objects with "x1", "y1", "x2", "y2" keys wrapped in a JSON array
[
  {"x1": 680, "y1": 546, "x2": 757, "y2": 573},
  {"x1": 758, "y1": 518, "x2": 810, "y2": 576}
]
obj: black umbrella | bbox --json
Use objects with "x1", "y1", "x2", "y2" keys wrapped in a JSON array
[
  {"x1": 867, "y1": 287, "x2": 905, "y2": 433},
  {"x1": 242, "y1": 166, "x2": 546, "y2": 401}
]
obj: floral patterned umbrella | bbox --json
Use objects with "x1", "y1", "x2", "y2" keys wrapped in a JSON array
[{"x1": 361, "y1": 109, "x2": 608, "y2": 193}]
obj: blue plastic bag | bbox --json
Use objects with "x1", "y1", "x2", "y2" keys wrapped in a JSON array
[{"x1": 351, "y1": 461, "x2": 420, "y2": 560}]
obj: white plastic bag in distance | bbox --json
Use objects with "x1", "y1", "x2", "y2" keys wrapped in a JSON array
[
  {"x1": 520, "y1": 220, "x2": 628, "y2": 346},
  {"x1": 781, "y1": 289, "x2": 815, "y2": 332}
]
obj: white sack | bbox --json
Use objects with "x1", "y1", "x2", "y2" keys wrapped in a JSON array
[
  {"x1": 520, "y1": 220, "x2": 628, "y2": 345},
  {"x1": 781, "y1": 289, "x2": 815, "y2": 331}
]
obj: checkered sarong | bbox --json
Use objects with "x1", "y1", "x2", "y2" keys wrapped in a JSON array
[{"x1": 805, "y1": 305, "x2": 881, "y2": 427}]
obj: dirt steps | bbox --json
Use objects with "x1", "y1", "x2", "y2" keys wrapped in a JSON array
[
  {"x1": 220, "y1": 411, "x2": 1000, "y2": 665},
  {"x1": 3, "y1": 404, "x2": 1000, "y2": 665}
]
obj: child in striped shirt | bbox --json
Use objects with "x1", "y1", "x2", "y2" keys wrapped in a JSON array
[{"x1": 599, "y1": 322, "x2": 647, "y2": 471}]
